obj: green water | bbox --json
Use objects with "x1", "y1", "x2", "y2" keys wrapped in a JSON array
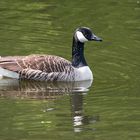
[{"x1": 0, "y1": 0, "x2": 140, "y2": 140}]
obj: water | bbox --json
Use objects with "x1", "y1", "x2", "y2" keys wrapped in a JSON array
[{"x1": 0, "y1": 0, "x2": 140, "y2": 139}]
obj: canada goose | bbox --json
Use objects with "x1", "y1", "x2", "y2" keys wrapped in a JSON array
[{"x1": 0, "y1": 27, "x2": 102, "y2": 81}]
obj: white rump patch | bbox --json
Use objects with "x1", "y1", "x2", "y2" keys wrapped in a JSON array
[
  {"x1": 0, "y1": 67, "x2": 19, "y2": 79},
  {"x1": 76, "y1": 31, "x2": 88, "y2": 43}
]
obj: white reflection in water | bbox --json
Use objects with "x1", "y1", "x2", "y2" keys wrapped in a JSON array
[{"x1": 70, "y1": 93, "x2": 100, "y2": 133}]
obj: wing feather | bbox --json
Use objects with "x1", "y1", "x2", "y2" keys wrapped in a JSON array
[{"x1": 0, "y1": 55, "x2": 72, "y2": 74}]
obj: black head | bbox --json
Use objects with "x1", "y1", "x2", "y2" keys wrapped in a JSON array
[{"x1": 75, "y1": 27, "x2": 102, "y2": 43}]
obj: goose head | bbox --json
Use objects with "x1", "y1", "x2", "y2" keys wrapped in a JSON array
[
  {"x1": 75, "y1": 27, "x2": 102, "y2": 43},
  {"x1": 72, "y1": 27, "x2": 102, "y2": 68}
]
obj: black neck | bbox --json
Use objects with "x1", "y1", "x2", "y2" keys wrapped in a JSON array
[{"x1": 72, "y1": 37, "x2": 87, "y2": 67}]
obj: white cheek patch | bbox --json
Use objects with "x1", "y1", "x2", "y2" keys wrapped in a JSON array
[{"x1": 76, "y1": 31, "x2": 88, "y2": 43}]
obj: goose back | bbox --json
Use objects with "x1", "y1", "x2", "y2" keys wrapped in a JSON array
[{"x1": 0, "y1": 55, "x2": 71, "y2": 72}]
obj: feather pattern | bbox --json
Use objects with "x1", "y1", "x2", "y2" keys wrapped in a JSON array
[{"x1": 0, "y1": 55, "x2": 75, "y2": 81}]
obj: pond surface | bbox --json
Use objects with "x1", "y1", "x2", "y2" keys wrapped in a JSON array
[{"x1": 0, "y1": 0, "x2": 140, "y2": 140}]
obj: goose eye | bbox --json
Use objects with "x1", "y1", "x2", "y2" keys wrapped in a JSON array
[
  {"x1": 85, "y1": 33, "x2": 91, "y2": 38},
  {"x1": 81, "y1": 29, "x2": 92, "y2": 39}
]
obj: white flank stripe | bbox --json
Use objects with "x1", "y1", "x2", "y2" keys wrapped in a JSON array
[{"x1": 0, "y1": 67, "x2": 19, "y2": 79}]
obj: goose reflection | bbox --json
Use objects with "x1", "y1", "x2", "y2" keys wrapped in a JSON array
[
  {"x1": 70, "y1": 93, "x2": 99, "y2": 132},
  {"x1": 0, "y1": 78, "x2": 93, "y2": 99},
  {"x1": 0, "y1": 78, "x2": 99, "y2": 132}
]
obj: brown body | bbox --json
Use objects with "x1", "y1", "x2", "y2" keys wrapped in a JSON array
[{"x1": 0, "y1": 55, "x2": 74, "y2": 81}]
